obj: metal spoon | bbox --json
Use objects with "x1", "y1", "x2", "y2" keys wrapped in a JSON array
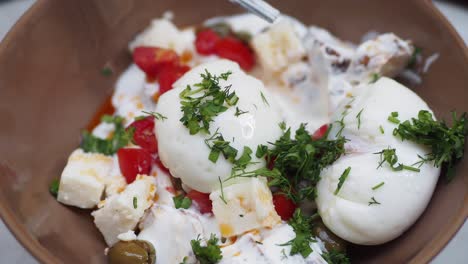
[{"x1": 230, "y1": 0, "x2": 280, "y2": 23}]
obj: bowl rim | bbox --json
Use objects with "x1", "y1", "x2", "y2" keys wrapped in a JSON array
[{"x1": 0, "y1": 0, "x2": 467, "y2": 263}]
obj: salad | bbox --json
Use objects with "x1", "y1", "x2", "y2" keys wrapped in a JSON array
[{"x1": 51, "y1": 12, "x2": 467, "y2": 264}]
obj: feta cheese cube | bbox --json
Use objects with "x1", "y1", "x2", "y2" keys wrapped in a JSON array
[
  {"x1": 252, "y1": 21, "x2": 306, "y2": 73},
  {"x1": 92, "y1": 175, "x2": 156, "y2": 245},
  {"x1": 104, "y1": 155, "x2": 127, "y2": 197},
  {"x1": 57, "y1": 149, "x2": 113, "y2": 209},
  {"x1": 210, "y1": 177, "x2": 280, "y2": 237},
  {"x1": 129, "y1": 18, "x2": 195, "y2": 55}
]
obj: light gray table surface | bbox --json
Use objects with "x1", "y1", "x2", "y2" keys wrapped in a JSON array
[{"x1": 0, "y1": 0, "x2": 467, "y2": 263}]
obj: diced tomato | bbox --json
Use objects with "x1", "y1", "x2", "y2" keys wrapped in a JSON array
[
  {"x1": 215, "y1": 37, "x2": 255, "y2": 71},
  {"x1": 133, "y1": 46, "x2": 180, "y2": 79},
  {"x1": 117, "y1": 148, "x2": 153, "y2": 183},
  {"x1": 312, "y1": 124, "x2": 329, "y2": 140},
  {"x1": 127, "y1": 116, "x2": 157, "y2": 153},
  {"x1": 186, "y1": 190, "x2": 213, "y2": 214},
  {"x1": 158, "y1": 64, "x2": 191, "y2": 95},
  {"x1": 272, "y1": 193, "x2": 297, "y2": 221},
  {"x1": 154, "y1": 156, "x2": 170, "y2": 175},
  {"x1": 195, "y1": 29, "x2": 221, "y2": 55}
]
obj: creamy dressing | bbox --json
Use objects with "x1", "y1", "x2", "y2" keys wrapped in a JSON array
[{"x1": 56, "y1": 11, "x2": 436, "y2": 264}]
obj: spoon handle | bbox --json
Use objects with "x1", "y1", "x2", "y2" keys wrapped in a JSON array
[{"x1": 230, "y1": 0, "x2": 280, "y2": 23}]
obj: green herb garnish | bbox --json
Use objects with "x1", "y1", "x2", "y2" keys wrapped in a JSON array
[
  {"x1": 179, "y1": 70, "x2": 236, "y2": 135},
  {"x1": 191, "y1": 234, "x2": 223, "y2": 264},
  {"x1": 204, "y1": 129, "x2": 238, "y2": 163},
  {"x1": 392, "y1": 110, "x2": 467, "y2": 180},
  {"x1": 388, "y1": 112, "x2": 400, "y2": 124},
  {"x1": 408, "y1": 46, "x2": 422, "y2": 68},
  {"x1": 368, "y1": 197, "x2": 381, "y2": 206},
  {"x1": 260, "y1": 91, "x2": 270, "y2": 106},
  {"x1": 372, "y1": 182, "x2": 385, "y2": 190},
  {"x1": 173, "y1": 194, "x2": 192, "y2": 209},
  {"x1": 334, "y1": 167, "x2": 351, "y2": 195},
  {"x1": 101, "y1": 67, "x2": 113, "y2": 76},
  {"x1": 49, "y1": 179, "x2": 60, "y2": 197},
  {"x1": 370, "y1": 73, "x2": 380, "y2": 83},
  {"x1": 379, "y1": 125, "x2": 385, "y2": 134},
  {"x1": 234, "y1": 107, "x2": 248, "y2": 117},
  {"x1": 255, "y1": 123, "x2": 347, "y2": 203},
  {"x1": 81, "y1": 115, "x2": 133, "y2": 155},
  {"x1": 142, "y1": 110, "x2": 167, "y2": 121},
  {"x1": 374, "y1": 147, "x2": 420, "y2": 172},
  {"x1": 218, "y1": 176, "x2": 227, "y2": 204},
  {"x1": 322, "y1": 250, "x2": 351, "y2": 264},
  {"x1": 133, "y1": 197, "x2": 138, "y2": 209},
  {"x1": 279, "y1": 209, "x2": 315, "y2": 258},
  {"x1": 356, "y1": 109, "x2": 364, "y2": 129}
]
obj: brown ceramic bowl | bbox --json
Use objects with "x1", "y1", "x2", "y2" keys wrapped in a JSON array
[{"x1": 0, "y1": 0, "x2": 467, "y2": 263}]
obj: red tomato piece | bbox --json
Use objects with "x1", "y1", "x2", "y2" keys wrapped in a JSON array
[
  {"x1": 127, "y1": 116, "x2": 157, "y2": 154},
  {"x1": 215, "y1": 37, "x2": 255, "y2": 71},
  {"x1": 186, "y1": 190, "x2": 213, "y2": 214},
  {"x1": 312, "y1": 124, "x2": 329, "y2": 140},
  {"x1": 117, "y1": 148, "x2": 153, "y2": 184},
  {"x1": 133, "y1": 46, "x2": 180, "y2": 79},
  {"x1": 158, "y1": 64, "x2": 191, "y2": 95},
  {"x1": 272, "y1": 193, "x2": 297, "y2": 221},
  {"x1": 195, "y1": 29, "x2": 221, "y2": 55}
]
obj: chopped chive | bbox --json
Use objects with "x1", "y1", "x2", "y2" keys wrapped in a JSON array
[
  {"x1": 368, "y1": 197, "x2": 381, "y2": 206},
  {"x1": 379, "y1": 125, "x2": 385, "y2": 134},
  {"x1": 133, "y1": 197, "x2": 138, "y2": 209},
  {"x1": 372, "y1": 182, "x2": 385, "y2": 190},
  {"x1": 356, "y1": 108, "x2": 364, "y2": 129},
  {"x1": 334, "y1": 167, "x2": 351, "y2": 195}
]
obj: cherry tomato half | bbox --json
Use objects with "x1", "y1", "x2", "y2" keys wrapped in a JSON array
[
  {"x1": 186, "y1": 190, "x2": 213, "y2": 214},
  {"x1": 117, "y1": 148, "x2": 153, "y2": 184},
  {"x1": 127, "y1": 116, "x2": 157, "y2": 154},
  {"x1": 158, "y1": 64, "x2": 191, "y2": 95},
  {"x1": 133, "y1": 46, "x2": 180, "y2": 79},
  {"x1": 312, "y1": 124, "x2": 329, "y2": 140},
  {"x1": 272, "y1": 193, "x2": 297, "y2": 221},
  {"x1": 215, "y1": 37, "x2": 255, "y2": 71},
  {"x1": 195, "y1": 29, "x2": 220, "y2": 55}
]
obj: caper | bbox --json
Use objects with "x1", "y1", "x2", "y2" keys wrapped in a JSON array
[
  {"x1": 312, "y1": 220, "x2": 347, "y2": 253},
  {"x1": 108, "y1": 240, "x2": 156, "y2": 264}
]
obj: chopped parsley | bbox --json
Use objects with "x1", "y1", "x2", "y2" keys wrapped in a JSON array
[
  {"x1": 179, "y1": 70, "x2": 237, "y2": 135},
  {"x1": 388, "y1": 112, "x2": 400, "y2": 124},
  {"x1": 179, "y1": 256, "x2": 189, "y2": 264},
  {"x1": 374, "y1": 147, "x2": 420, "y2": 172},
  {"x1": 204, "y1": 129, "x2": 238, "y2": 163},
  {"x1": 334, "y1": 167, "x2": 351, "y2": 195},
  {"x1": 234, "y1": 107, "x2": 248, "y2": 117},
  {"x1": 368, "y1": 197, "x2": 381, "y2": 206},
  {"x1": 254, "y1": 123, "x2": 346, "y2": 202},
  {"x1": 370, "y1": 73, "x2": 380, "y2": 83},
  {"x1": 356, "y1": 109, "x2": 364, "y2": 129},
  {"x1": 191, "y1": 234, "x2": 223, "y2": 264},
  {"x1": 142, "y1": 110, "x2": 167, "y2": 121},
  {"x1": 372, "y1": 182, "x2": 385, "y2": 190},
  {"x1": 101, "y1": 67, "x2": 113, "y2": 76},
  {"x1": 379, "y1": 125, "x2": 385, "y2": 134},
  {"x1": 408, "y1": 46, "x2": 422, "y2": 68},
  {"x1": 279, "y1": 209, "x2": 315, "y2": 258},
  {"x1": 81, "y1": 115, "x2": 133, "y2": 155},
  {"x1": 218, "y1": 176, "x2": 227, "y2": 204},
  {"x1": 322, "y1": 250, "x2": 351, "y2": 264},
  {"x1": 49, "y1": 179, "x2": 60, "y2": 197},
  {"x1": 173, "y1": 194, "x2": 192, "y2": 209},
  {"x1": 133, "y1": 197, "x2": 138, "y2": 209},
  {"x1": 260, "y1": 91, "x2": 270, "y2": 106},
  {"x1": 392, "y1": 110, "x2": 467, "y2": 180},
  {"x1": 335, "y1": 111, "x2": 348, "y2": 137}
]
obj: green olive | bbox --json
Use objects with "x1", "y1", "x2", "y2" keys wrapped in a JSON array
[
  {"x1": 108, "y1": 240, "x2": 156, "y2": 264},
  {"x1": 312, "y1": 220, "x2": 347, "y2": 253}
]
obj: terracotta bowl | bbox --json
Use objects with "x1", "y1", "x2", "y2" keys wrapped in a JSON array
[{"x1": 0, "y1": 0, "x2": 467, "y2": 263}]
